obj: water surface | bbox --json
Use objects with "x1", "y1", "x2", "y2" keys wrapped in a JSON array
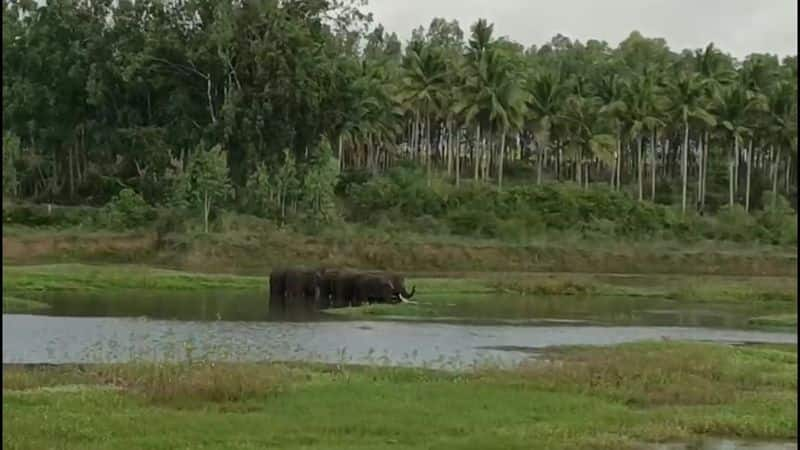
[
  {"x1": 4, "y1": 314, "x2": 795, "y2": 370},
  {"x1": 26, "y1": 289, "x2": 796, "y2": 330}
]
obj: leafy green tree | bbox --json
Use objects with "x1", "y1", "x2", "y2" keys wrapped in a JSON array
[
  {"x1": 244, "y1": 162, "x2": 274, "y2": 218},
  {"x1": 188, "y1": 144, "x2": 234, "y2": 233},
  {"x1": 302, "y1": 139, "x2": 340, "y2": 223}
]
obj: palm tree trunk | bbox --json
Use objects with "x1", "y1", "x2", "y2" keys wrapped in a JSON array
[
  {"x1": 650, "y1": 130, "x2": 657, "y2": 202},
  {"x1": 745, "y1": 139, "x2": 753, "y2": 212},
  {"x1": 455, "y1": 128, "x2": 461, "y2": 187},
  {"x1": 734, "y1": 139, "x2": 739, "y2": 197},
  {"x1": 446, "y1": 121, "x2": 454, "y2": 176},
  {"x1": 537, "y1": 142, "x2": 544, "y2": 185},
  {"x1": 772, "y1": 146, "x2": 779, "y2": 208},
  {"x1": 696, "y1": 134, "x2": 703, "y2": 205},
  {"x1": 615, "y1": 130, "x2": 622, "y2": 190},
  {"x1": 681, "y1": 119, "x2": 689, "y2": 215},
  {"x1": 729, "y1": 137, "x2": 737, "y2": 207},
  {"x1": 498, "y1": 130, "x2": 506, "y2": 191},
  {"x1": 474, "y1": 125, "x2": 481, "y2": 181},
  {"x1": 426, "y1": 114, "x2": 432, "y2": 186},
  {"x1": 701, "y1": 131, "x2": 709, "y2": 209},
  {"x1": 610, "y1": 148, "x2": 616, "y2": 189},
  {"x1": 785, "y1": 154, "x2": 791, "y2": 193},
  {"x1": 637, "y1": 135, "x2": 643, "y2": 202},
  {"x1": 338, "y1": 134, "x2": 344, "y2": 170}
]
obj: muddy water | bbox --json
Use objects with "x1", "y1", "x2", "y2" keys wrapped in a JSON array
[
  {"x1": 3, "y1": 314, "x2": 796, "y2": 370},
  {"x1": 26, "y1": 289, "x2": 796, "y2": 329}
]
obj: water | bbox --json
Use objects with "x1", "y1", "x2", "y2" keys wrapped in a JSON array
[
  {"x1": 644, "y1": 438, "x2": 797, "y2": 449},
  {"x1": 26, "y1": 289, "x2": 796, "y2": 330},
  {"x1": 3, "y1": 314, "x2": 796, "y2": 370}
]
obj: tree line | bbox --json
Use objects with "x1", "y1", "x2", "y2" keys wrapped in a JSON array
[{"x1": 3, "y1": 0, "x2": 797, "y2": 220}]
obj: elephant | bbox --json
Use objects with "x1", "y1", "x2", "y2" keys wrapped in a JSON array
[
  {"x1": 284, "y1": 267, "x2": 322, "y2": 311},
  {"x1": 269, "y1": 267, "x2": 322, "y2": 318},
  {"x1": 318, "y1": 267, "x2": 345, "y2": 309},
  {"x1": 352, "y1": 272, "x2": 416, "y2": 306},
  {"x1": 268, "y1": 268, "x2": 287, "y2": 317},
  {"x1": 330, "y1": 269, "x2": 362, "y2": 308}
]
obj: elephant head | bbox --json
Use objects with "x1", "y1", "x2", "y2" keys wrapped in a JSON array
[
  {"x1": 385, "y1": 273, "x2": 416, "y2": 304},
  {"x1": 354, "y1": 273, "x2": 417, "y2": 305}
]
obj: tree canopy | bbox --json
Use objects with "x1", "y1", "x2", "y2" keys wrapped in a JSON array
[{"x1": 3, "y1": 0, "x2": 796, "y2": 216}]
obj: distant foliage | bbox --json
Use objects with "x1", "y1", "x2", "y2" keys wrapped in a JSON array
[
  {"x1": 100, "y1": 188, "x2": 154, "y2": 230},
  {"x1": 301, "y1": 139, "x2": 341, "y2": 224},
  {"x1": 348, "y1": 166, "x2": 797, "y2": 244},
  {"x1": 244, "y1": 162, "x2": 274, "y2": 218},
  {"x1": 3, "y1": 132, "x2": 20, "y2": 198}
]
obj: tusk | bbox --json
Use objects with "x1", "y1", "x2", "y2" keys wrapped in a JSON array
[{"x1": 399, "y1": 293, "x2": 417, "y2": 304}]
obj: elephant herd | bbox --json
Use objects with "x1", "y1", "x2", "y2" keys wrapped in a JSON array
[{"x1": 268, "y1": 267, "x2": 416, "y2": 318}]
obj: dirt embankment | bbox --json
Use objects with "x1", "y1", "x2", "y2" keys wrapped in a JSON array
[{"x1": 2, "y1": 232, "x2": 796, "y2": 277}]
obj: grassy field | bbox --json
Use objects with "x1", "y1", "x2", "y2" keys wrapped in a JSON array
[
  {"x1": 3, "y1": 225, "x2": 797, "y2": 276},
  {"x1": 2, "y1": 341, "x2": 797, "y2": 450},
  {"x1": 3, "y1": 264, "x2": 797, "y2": 327}
]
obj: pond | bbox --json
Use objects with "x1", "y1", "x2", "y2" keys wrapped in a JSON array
[
  {"x1": 23, "y1": 288, "x2": 796, "y2": 330},
  {"x1": 3, "y1": 313, "x2": 796, "y2": 370}
]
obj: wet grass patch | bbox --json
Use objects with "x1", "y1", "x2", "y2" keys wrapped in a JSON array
[
  {"x1": 2, "y1": 342, "x2": 796, "y2": 449},
  {"x1": 2, "y1": 295, "x2": 50, "y2": 313}
]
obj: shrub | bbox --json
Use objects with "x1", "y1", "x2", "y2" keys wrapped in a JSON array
[{"x1": 101, "y1": 188, "x2": 155, "y2": 230}]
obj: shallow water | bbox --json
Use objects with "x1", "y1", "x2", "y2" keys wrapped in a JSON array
[
  {"x1": 26, "y1": 289, "x2": 795, "y2": 330},
  {"x1": 644, "y1": 438, "x2": 797, "y2": 450},
  {"x1": 3, "y1": 314, "x2": 795, "y2": 370}
]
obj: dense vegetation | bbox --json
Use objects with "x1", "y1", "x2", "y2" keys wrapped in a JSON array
[{"x1": 3, "y1": 0, "x2": 797, "y2": 243}]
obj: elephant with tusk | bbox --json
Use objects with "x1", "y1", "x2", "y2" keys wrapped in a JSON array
[{"x1": 352, "y1": 271, "x2": 417, "y2": 306}]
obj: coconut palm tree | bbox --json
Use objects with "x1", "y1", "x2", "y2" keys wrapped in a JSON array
[
  {"x1": 666, "y1": 71, "x2": 716, "y2": 214},
  {"x1": 712, "y1": 85, "x2": 767, "y2": 207},
  {"x1": 526, "y1": 71, "x2": 567, "y2": 185},
  {"x1": 561, "y1": 91, "x2": 616, "y2": 187},
  {"x1": 396, "y1": 41, "x2": 448, "y2": 184},
  {"x1": 621, "y1": 69, "x2": 666, "y2": 202},
  {"x1": 594, "y1": 72, "x2": 627, "y2": 190}
]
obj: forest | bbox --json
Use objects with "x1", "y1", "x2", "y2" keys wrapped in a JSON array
[{"x1": 2, "y1": 0, "x2": 797, "y2": 242}]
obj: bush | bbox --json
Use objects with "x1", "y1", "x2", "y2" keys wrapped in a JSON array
[
  {"x1": 101, "y1": 188, "x2": 155, "y2": 230},
  {"x1": 2, "y1": 202, "x2": 99, "y2": 228},
  {"x1": 756, "y1": 193, "x2": 798, "y2": 245}
]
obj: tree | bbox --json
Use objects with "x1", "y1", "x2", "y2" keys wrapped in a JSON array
[
  {"x1": 302, "y1": 139, "x2": 340, "y2": 223},
  {"x1": 526, "y1": 72, "x2": 567, "y2": 185},
  {"x1": 188, "y1": 144, "x2": 234, "y2": 233},
  {"x1": 712, "y1": 85, "x2": 767, "y2": 207},
  {"x1": 666, "y1": 72, "x2": 716, "y2": 214}
]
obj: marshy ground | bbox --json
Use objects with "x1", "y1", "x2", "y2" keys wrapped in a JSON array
[
  {"x1": 2, "y1": 263, "x2": 797, "y2": 449},
  {"x1": 3, "y1": 342, "x2": 797, "y2": 450}
]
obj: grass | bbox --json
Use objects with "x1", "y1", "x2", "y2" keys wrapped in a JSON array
[
  {"x1": 2, "y1": 263, "x2": 265, "y2": 294},
  {"x1": 1, "y1": 295, "x2": 50, "y2": 313},
  {"x1": 3, "y1": 223, "x2": 797, "y2": 276},
  {"x1": 3, "y1": 341, "x2": 797, "y2": 450},
  {"x1": 748, "y1": 314, "x2": 798, "y2": 328}
]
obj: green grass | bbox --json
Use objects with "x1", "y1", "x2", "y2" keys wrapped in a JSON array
[
  {"x1": 2, "y1": 263, "x2": 265, "y2": 295},
  {"x1": 748, "y1": 314, "x2": 798, "y2": 328},
  {"x1": 1, "y1": 296, "x2": 50, "y2": 313},
  {"x1": 3, "y1": 341, "x2": 797, "y2": 450}
]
